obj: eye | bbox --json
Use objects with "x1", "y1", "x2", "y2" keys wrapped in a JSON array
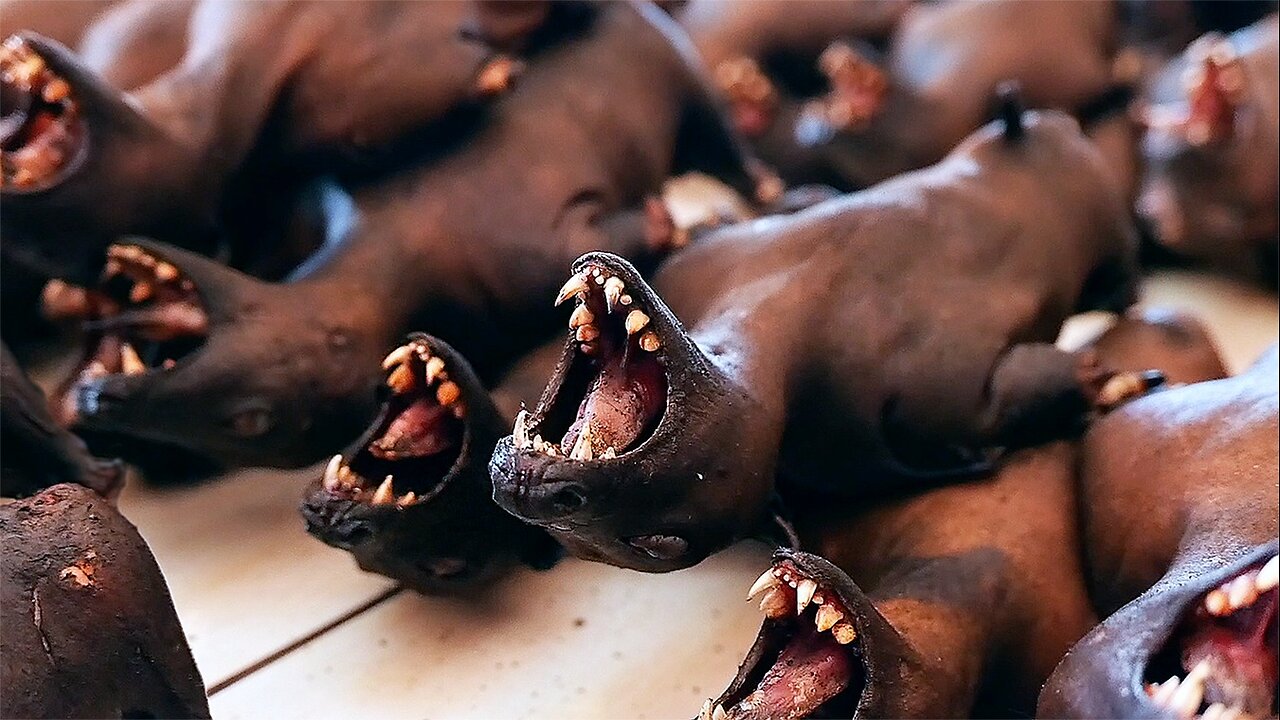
[{"x1": 228, "y1": 408, "x2": 273, "y2": 438}]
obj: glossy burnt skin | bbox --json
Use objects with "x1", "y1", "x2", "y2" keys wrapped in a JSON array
[
  {"x1": 55, "y1": 2, "x2": 761, "y2": 474},
  {"x1": 491, "y1": 107, "x2": 1152, "y2": 572},
  {"x1": 1040, "y1": 346, "x2": 1279, "y2": 719},
  {"x1": 0, "y1": 483, "x2": 209, "y2": 718},
  {"x1": 1136, "y1": 15, "x2": 1279, "y2": 284},
  {"x1": 704, "y1": 312, "x2": 1231, "y2": 720},
  {"x1": 300, "y1": 333, "x2": 558, "y2": 594}
]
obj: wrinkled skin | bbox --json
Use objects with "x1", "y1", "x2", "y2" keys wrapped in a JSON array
[
  {"x1": 60, "y1": 2, "x2": 767, "y2": 475},
  {"x1": 1040, "y1": 346, "x2": 1279, "y2": 718},
  {"x1": 1136, "y1": 15, "x2": 1279, "y2": 284},
  {"x1": 0, "y1": 483, "x2": 209, "y2": 718},
  {"x1": 491, "y1": 108, "x2": 1149, "y2": 572},
  {"x1": 682, "y1": 0, "x2": 1127, "y2": 191},
  {"x1": 709, "y1": 310, "x2": 1230, "y2": 720},
  {"x1": 0, "y1": 342, "x2": 122, "y2": 499},
  {"x1": 300, "y1": 334, "x2": 559, "y2": 594},
  {"x1": 0, "y1": 0, "x2": 528, "y2": 283}
]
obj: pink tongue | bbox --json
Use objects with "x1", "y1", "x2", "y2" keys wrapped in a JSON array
[
  {"x1": 728, "y1": 628, "x2": 855, "y2": 720},
  {"x1": 1181, "y1": 594, "x2": 1278, "y2": 715},
  {"x1": 564, "y1": 350, "x2": 664, "y2": 453},
  {"x1": 370, "y1": 399, "x2": 452, "y2": 458}
]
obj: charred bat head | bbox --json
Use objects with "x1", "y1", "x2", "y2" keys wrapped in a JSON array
[
  {"x1": 701, "y1": 549, "x2": 939, "y2": 720},
  {"x1": 1041, "y1": 542, "x2": 1279, "y2": 719},
  {"x1": 53, "y1": 240, "x2": 379, "y2": 473},
  {"x1": 490, "y1": 252, "x2": 774, "y2": 572},
  {"x1": 300, "y1": 333, "x2": 559, "y2": 593}
]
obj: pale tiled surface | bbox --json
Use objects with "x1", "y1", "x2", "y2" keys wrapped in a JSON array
[{"x1": 99, "y1": 269, "x2": 1274, "y2": 718}]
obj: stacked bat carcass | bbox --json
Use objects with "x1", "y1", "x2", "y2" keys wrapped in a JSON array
[{"x1": 0, "y1": 1, "x2": 1275, "y2": 718}]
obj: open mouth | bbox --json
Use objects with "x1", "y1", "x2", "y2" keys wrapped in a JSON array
[
  {"x1": 1145, "y1": 554, "x2": 1278, "y2": 719},
  {"x1": 321, "y1": 336, "x2": 467, "y2": 509},
  {"x1": 0, "y1": 36, "x2": 84, "y2": 190},
  {"x1": 511, "y1": 263, "x2": 668, "y2": 462},
  {"x1": 705, "y1": 559, "x2": 866, "y2": 720},
  {"x1": 50, "y1": 243, "x2": 209, "y2": 426}
]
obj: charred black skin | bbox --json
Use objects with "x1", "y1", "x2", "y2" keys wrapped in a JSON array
[
  {"x1": 1136, "y1": 15, "x2": 1279, "y2": 284},
  {"x1": 0, "y1": 483, "x2": 209, "y2": 718},
  {"x1": 66, "y1": 2, "x2": 765, "y2": 473},
  {"x1": 492, "y1": 108, "x2": 1142, "y2": 572},
  {"x1": 0, "y1": 342, "x2": 122, "y2": 499},
  {"x1": 1039, "y1": 346, "x2": 1279, "y2": 719},
  {"x1": 300, "y1": 334, "x2": 559, "y2": 595}
]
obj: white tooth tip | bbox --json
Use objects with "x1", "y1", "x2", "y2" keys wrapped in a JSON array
[
  {"x1": 555, "y1": 272, "x2": 590, "y2": 306},
  {"x1": 425, "y1": 356, "x2": 446, "y2": 382},
  {"x1": 1256, "y1": 554, "x2": 1278, "y2": 591},
  {"x1": 625, "y1": 309, "x2": 650, "y2": 335},
  {"x1": 381, "y1": 345, "x2": 412, "y2": 370},
  {"x1": 372, "y1": 475, "x2": 395, "y2": 505},
  {"x1": 323, "y1": 454, "x2": 342, "y2": 490},
  {"x1": 747, "y1": 568, "x2": 780, "y2": 600},
  {"x1": 796, "y1": 578, "x2": 818, "y2": 613}
]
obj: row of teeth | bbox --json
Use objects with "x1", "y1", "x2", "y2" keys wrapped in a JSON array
[
  {"x1": 554, "y1": 266, "x2": 661, "y2": 355},
  {"x1": 1147, "y1": 660, "x2": 1259, "y2": 720},
  {"x1": 1, "y1": 37, "x2": 74, "y2": 187},
  {"x1": 380, "y1": 339, "x2": 464, "y2": 419},
  {"x1": 321, "y1": 454, "x2": 418, "y2": 508},
  {"x1": 748, "y1": 566, "x2": 857, "y2": 643},
  {"x1": 1202, "y1": 555, "x2": 1277, "y2": 617},
  {"x1": 104, "y1": 244, "x2": 191, "y2": 300},
  {"x1": 511, "y1": 408, "x2": 618, "y2": 461}
]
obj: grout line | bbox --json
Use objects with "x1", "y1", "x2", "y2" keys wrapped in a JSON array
[{"x1": 207, "y1": 584, "x2": 405, "y2": 696}]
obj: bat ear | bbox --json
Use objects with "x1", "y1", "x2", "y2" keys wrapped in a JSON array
[{"x1": 1182, "y1": 35, "x2": 1245, "y2": 145}]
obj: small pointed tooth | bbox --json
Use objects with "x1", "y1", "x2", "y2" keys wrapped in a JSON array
[
  {"x1": 1201, "y1": 703, "x2": 1228, "y2": 720},
  {"x1": 831, "y1": 621, "x2": 857, "y2": 645},
  {"x1": 397, "y1": 492, "x2": 417, "y2": 507},
  {"x1": 555, "y1": 272, "x2": 590, "y2": 306},
  {"x1": 1151, "y1": 676, "x2": 1181, "y2": 707},
  {"x1": 639, "y1": 331, "x2": 661, "y2": 352},
  {"x1": 436, "y1": 381, "x2": 461, "y2": 406},
  {"x1": 1227, "y1": 574, "x2": 1258, "y2": 609},
  {"x1": 513, "y1": 409, "x2": 530, "y2": 447},
  {"x1": 602, "y1": 446, "x2": 617, "y2": 459},
  {"x1": 570, "y1": 426, "x2": 594, "y2": 461},
  {"x1": 1166, "y1": 661, "x2": 1208, "y2": 718},
  {"x1": 712, "y1": 705, "x2": 727, "y2": 720},
  {"x1": 381, "y1": 345, "x2": 413, "y2": 370},
  {"x1": 569, "y1": 304, "x2": 594, "y2": 330},
  {"x1": 386, "y1": 363, "x2": 414, "y2": 394},
  {"x1": 120, "y1": 342, "x2": 146, "y2": 375},
  {"x1": 747, "y1": 568, "x2": 782, "y2": 600},
  {"x1": 323, "y1": 454, "x2": 342, "y2": 491},
  {"x1": 700, "y1": 699, "x2": 713, "y2": 720},
  {"x1": 372, "y1": 475, "x2": 396, "y2": 505},
  {"x1": 759, "y1": 585, "x2": 791, "y2": 618},
  {"x1": 1256, "y1": 555, "x2": 1278, "y2": 592},
  {"x1": 575, "y1": 324, "x2": 600, "y2": 342},
  {"x1": 795, "y1": 578, "x2": 818, "y2": 614},
  {"x1": 154, "y1": 262, "x2": 179, "y2": 282},
  {"x1": 815, "y1": 603, "x2": 844, "y2": 632},
  {"x1": 533, "y1": 434, "x2": 546, "y2": 452},
  {"x1": 1204, "y1": 588, "x2": 1230, "y2": 616},
  {"x1": 425, "y1": 357, "x2": 446, "y2": 384},
  {"x1": 625, "y1": 309, "x2": 650, "y2": 335},
  {"x1": 604, "y1": 276, "x2": 625, "y2": 312},
  {"x1": 129, "y1": 281, "x2": 154, "y2": 303}
]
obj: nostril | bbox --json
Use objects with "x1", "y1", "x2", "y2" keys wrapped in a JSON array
[{"x1": 550, "y1": 486, "x2": 586, "y2": 513}]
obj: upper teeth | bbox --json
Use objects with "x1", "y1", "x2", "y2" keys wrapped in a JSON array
[
  {"x1": 1202, "y1": 554, "x2": 1277, "y2": 616},
  {"x1": 747, "y1": 565, "x2": 857, "y2": 644}
]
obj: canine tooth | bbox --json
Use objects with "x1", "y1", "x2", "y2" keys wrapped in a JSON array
[
  {"x1": 1227, "y1": 574, "x2": 1257, "y2": 609},
  {"x1": 602, "y1": 446, "x2": 617, "y2": 459},
  {"x1": 700, "y1": 699, "x2": 713, "y2": 720},
  {"x1": 625, "y1": 310, "x2": 650, "y2": 335},
  {"x1": 1167, "y1": 661, "x2": 1209, "y2": 718},
  {"x1": 816, "y1": 603, "x2": 844, "y2": 632},
  {"x1": 569, "y1": 304, "x2": 594, "y2": 329},
  {"x1": 759, "y1": 585, "x2": 791, "y2": 618},
  {"x1": 381, "y1": 345, "x2": 413, "y2": 370},
  {"x1": 570, "y1": 426, "x2": 594, "y2": 461},
  {"x1": 323, "y1": 455, "x2": 342, "y2": 491},
  {"x1": 747, "y1": 568, "x2": 782, "y2": 600},
  {"x1": 555, "y1": 272, "x2": 590, "y2": 306},
  {"x1": 604, "y1": 276, "x2": 625, "y2": 311},
  {"x1": 387, "y1": 363, "x2": 414, "y2": 394},
  {"x1": 129, "y1": 281, "x2": 154, "y2": 303},
  {"x1": 639, "y1": 331, "x2": 661, "y2": 352},
  {"x1": 1256, "y1": 555, "x2": 1278, "y2": 592},
  {"x1": 712, "y1": 705, "x2": 727, "y2": 720},
  {"x1": 436, "y1": 381, "x2": 461, "y2": 406},
  {"x1": 576, "y1": 325, "x2": 600, "y2": 342},
  {"x1": 831, "y1": 621, "x2": 857, "y2": 645},
  {"x1": 372, "y1": 476, "x2": 396, "y2": 505},
  {"x1": 120, "y1": 342, "x2": 146, "y2": 375},
  {"x1": 425, "y1": 356, "x2": 447, "y2": 383},
  {"x1": 154, "y1": 262, "x2": 179, "y2": 282},
  {"x1": 796, "y1": 579, "x2": 818, "y2": 613},
  {"x1": 513, "y1": 409, "x2": 530, "y2": 447}
]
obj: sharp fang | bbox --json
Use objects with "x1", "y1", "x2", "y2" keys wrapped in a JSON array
[
  {"x1": 575, "y1": 325, "x2": 600, "y2": 342},
  {"x1": 323, "y1": 455, "x2": 342, "y2": 491},
  {"x1": 387, "y1": 363, "x2": 414, "y2": 394},
  {"x1": 639, "y1": 331, "x2": 661, "y2": 352},
  {"x1": 1151, "y1": 676, "x2": 1181, "y2": 707},
  {"x1": 816, "y1": 603, "x2": 844, "y2": 632},
  {"x1": 423, "y1": 357, "x2": 446, "y2": 384},
  {"x1": 795, "y1": 579, "x2": 818, "y2": 614},
  {"x1": 699, "y1": 699, "x2": 713, "y2": 720},
  {"x1": 569, "y1": 304, "x2": 594, "y2": 330},
  {"x1": 1256, "y1": 555, "x2": 1278, "y2": 592},
  {"x1": 712, "y1": 705, "x2": 727, "y2": 720},
  {"x1": 382, "y1": 345, "x2": 413, "y2": 370},
  {"x1": 555, "y1": 272, "x2": 590, "y2": 306},
  {"x1": 625, "y1": 309, "x2": 650, "y2": 335},
  {"x1": 831, "y1": 621, "x2": 857, "y2": 645},
  {"x1": 513, "y1": 409, "x2": 530, "y2": 447},
  {"x1": 604, "y1": 276, "x2": 625, "y2": 312},
  {"x1": 372, "y1": 475, "x2": 396, "y2": 505},
  {"x1": 759, "y1": 585, "x2": 791, "y2": 618},
  {"x1": 129, "y1": 281, "x2": 154, "y2": 303},
  {"x1": 570, "y1": 425, "x2": 594, "y2": 461},
  {"x1": 747, "y1": 568, "x2": 781, "y2": 600},
  {"x1": 155, "y1": 262, "x2": 179, "y2": 282},
  {"x1": 120, "y1": 342, "x2": 146, "y2": 375},
  {"x1": 436, "y1": 381, "x2": 461, "y2": 406},
  {"x1": 397, "y1": 492, "x2": 417, "y2": 507},
  {"x1": 602, "y1": 446, "x2": 617, "y2": 459},
  {"x1": 1167, "y1": 661, "x2": 1208, "y2": 718}
]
